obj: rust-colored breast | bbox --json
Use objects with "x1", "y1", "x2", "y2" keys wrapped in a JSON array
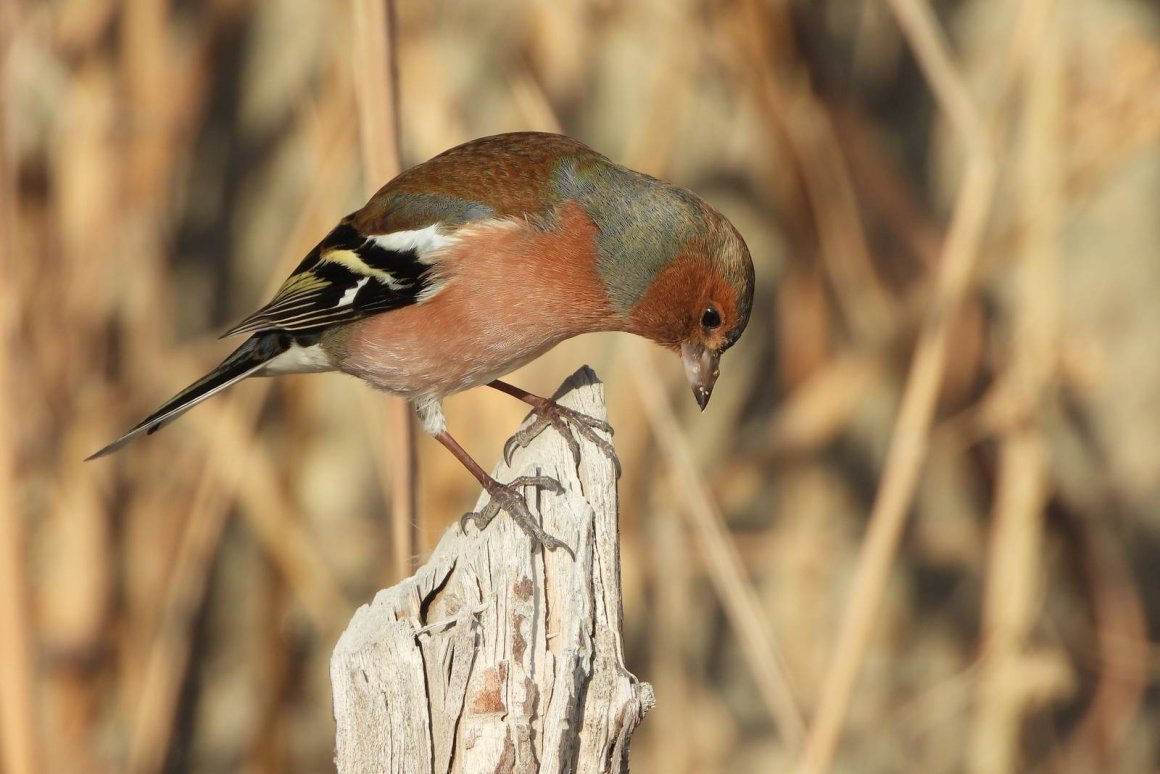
[{"x1": 327, "y1": 200, "x2": 617, "y2": 398}]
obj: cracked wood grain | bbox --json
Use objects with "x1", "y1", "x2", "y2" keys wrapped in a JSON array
[{"x1": 332, "y1": 367, "x2": 653, "y2": 774}]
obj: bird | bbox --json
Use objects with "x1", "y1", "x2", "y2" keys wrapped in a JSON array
[{"x1": 88, "y1": 132, "x2": 755, "y2": 551}]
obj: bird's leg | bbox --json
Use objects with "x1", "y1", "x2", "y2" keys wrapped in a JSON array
[
  {"x1": 488, "y1": 380, "x2": 619, "y2": 476},
  {"x1": 433, "y1": 430, "x2": 572, "y2": 556}
]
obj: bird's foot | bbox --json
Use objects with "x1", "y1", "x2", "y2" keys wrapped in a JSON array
[
  {"x1": 503, "y1": 399, "x2": 620, "y2": 477},
  {"x1": 459, "y1": 475, "x2": 574, "y2": 557}
]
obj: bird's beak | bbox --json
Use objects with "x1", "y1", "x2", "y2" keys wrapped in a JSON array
[{"x1": 681, "y1": 342, "x2": 720, "y2": 411}]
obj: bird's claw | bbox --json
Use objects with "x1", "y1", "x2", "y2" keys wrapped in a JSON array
[
  {"x1": 508, "y1": 475, "x2": 565, "y2": 495},
  {"x1": 459, "y1": 476, "x2": 574, "y2": 558},
  {"x1": 503, "y1": 401, "x2": 620, "y2": 477}
]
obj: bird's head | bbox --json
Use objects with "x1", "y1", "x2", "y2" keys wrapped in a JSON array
[
  {"x1": 623, "y1": 206, "x2": 755, "y2": 411},
  {"x1": 549, "y1": 147, "x2": 754, "y2": 411}
]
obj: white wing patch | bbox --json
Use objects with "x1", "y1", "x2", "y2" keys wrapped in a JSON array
[
  {"x1": 366, "y1": 225, "x2": 463, "y2": 304},
  {"x1": 338, "y1": 277, "x2": 370, "y2": 306},
  {"x1": 371, "y1": 224, "x2": 458, "y2": 265},
  {"x1": 375, "y1": 219, "x2": 528, "y2": 304}
]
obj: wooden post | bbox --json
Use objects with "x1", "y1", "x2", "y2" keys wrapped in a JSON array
[{"x1": 331, "y1": 367, "x2": 653, "y2": 773}]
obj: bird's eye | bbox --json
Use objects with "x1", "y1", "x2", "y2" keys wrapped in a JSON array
[{"x1": 701, "y1": 306, "x2": 722, "y2": 330}]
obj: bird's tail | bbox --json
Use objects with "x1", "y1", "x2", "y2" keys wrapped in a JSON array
[{"x1": 86, "y1": 332, "x2": 296, "y2": 460}]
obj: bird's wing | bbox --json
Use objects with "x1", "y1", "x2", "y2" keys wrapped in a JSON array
[
  {"x1": 223, "y1": 221, "x2": 445, "y2": 336},
  {"x1": 223, "y1": 199, "x2": 482, "y2": 338}
]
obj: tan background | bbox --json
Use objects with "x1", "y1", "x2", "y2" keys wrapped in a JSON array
[{"x1": 3, "y1": 0, "x2": 1159, "y2": 771}]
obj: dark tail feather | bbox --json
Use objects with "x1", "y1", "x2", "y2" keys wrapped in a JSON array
[{"x1": 86, "y1": 333, "x2": 292, "y2": 460}]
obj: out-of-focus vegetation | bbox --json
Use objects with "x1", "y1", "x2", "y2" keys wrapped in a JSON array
[{"x1": 2, "y1": 0, "x2": 1158, "y2": 771}]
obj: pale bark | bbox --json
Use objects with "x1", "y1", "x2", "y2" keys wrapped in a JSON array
[{"x1": 332, "y1": 367, "x2": 653, "y2": 774}]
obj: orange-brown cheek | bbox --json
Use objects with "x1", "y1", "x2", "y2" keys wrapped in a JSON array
[{"x1": 628, "y1": 257, "x2": 712, "y2": 346}]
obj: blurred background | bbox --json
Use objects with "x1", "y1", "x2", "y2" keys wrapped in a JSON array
[{"x1": 3, "y1": 0, "x2": 1159, "y2": 771}]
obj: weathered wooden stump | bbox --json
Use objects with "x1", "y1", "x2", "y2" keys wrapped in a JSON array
[{"x1": 331, "y1": 367, "x2": 653, "y2": 774}]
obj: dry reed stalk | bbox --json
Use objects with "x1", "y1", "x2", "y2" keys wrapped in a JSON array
[
  {"x1": 735, "y1": 0, "x2": 894, "y2": 343},
  {"x1": 121, "y1": 0, "x2": 168, "y2": 200},
  {"x1": 40, "y1": 462, "x2": 109, "y2": 774},
  {"x1": 43, "y1": 37, "x2": 121, "y2": 760},
  {"x1": 798, "y1": 162, "x2": 997, "y2": 774},
  {"x1": 968, "y1": 18, "x2": 1063, "y2": 771},
  {"x1": 0, "y1": 373, "x2": 40, "y2": 774},
  {"x1": 969, "y1": 430, "x2": 1053, "y2": 774},
  {"x1": 883, "y1": 0, "x2": 985, "y2": 154},
  {"x1": 1048, "y1": 515, "x2": 1150, "y2": 769},
  {"x1": 350, "y1": 0, "x2": 417, "y2": 581},
  {"x1": 126, "y1": 454, "x2": 240, "y2": 774},
  {"x1": 0, "y1": 18, "x2": 41, "y2": 764},
  {"x1": 246, "y1": 555, "x2": 292, "y2": 773},
  {"x1": 628, "y1": 341, "x2": 805, "y2": 750},
  {"x1": 796, "y1": 0, "x2": 1056, "y2": 770}
]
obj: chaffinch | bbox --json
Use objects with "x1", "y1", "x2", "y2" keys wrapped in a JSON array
[{"x1": 90, "y1": 132, "x2": 755, "y2": 549}]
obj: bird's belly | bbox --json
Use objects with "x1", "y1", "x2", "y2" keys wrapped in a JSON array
[
  {"x1": 348, "y1": 337, "x2": 556, "y2": 397},
  {"x1": 323, "y1": 295, "x2": 568, "y2": 399}
]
